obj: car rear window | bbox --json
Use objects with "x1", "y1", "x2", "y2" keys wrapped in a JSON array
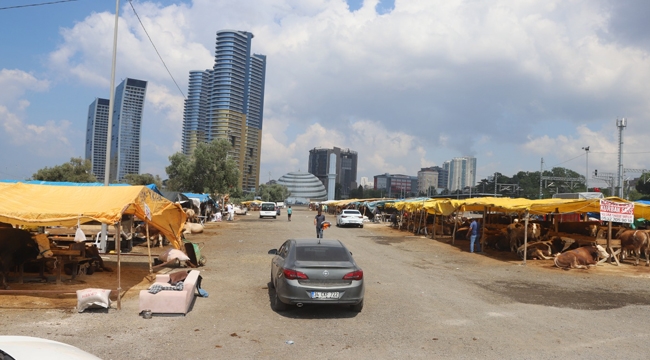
[
  {"x1": 261, "y1": 203, "x2": 275, "y2": 211},
  {"x1": 343, "y1": 210, "x2": 361, "y2": 215},
  {"x1": 295, "y1": 246, "x2": 351, "y2": 262}
]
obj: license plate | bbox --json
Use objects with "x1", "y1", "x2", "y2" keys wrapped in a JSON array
[{"x1": 310, "y1": 291, "x2": 340, "y2": 299}]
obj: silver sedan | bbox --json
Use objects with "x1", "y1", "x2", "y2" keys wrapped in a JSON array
[{"x1": 268, "y1": 239, "x2": 365, "y2": 312}]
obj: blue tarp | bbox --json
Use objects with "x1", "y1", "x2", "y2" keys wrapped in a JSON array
[
  {"x1": 0, "y1": 180, "x2": 163, "y2": 196},
  {"x1": 182, "y1": 193, "x2": 213, "y2": 203}
]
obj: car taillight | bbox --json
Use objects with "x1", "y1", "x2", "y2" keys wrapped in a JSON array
[
  {"x1": 283, "y1": 268, "x2": 309, "y2": 280},
  {"x1": 343, "y1": 270, "x2": 363, "y2": 280}
]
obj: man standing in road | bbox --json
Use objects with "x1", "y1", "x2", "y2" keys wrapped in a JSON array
[
  {"x1": 467, "y1": 218, "x2": 481, "y2": 253},
  {"x1": 227, "y1": 203, "x2": 234, "y2": 221},
  {"x1": 314, "y1": 208, "x2": 325, "y2": 238},
  {"x1": 287, "y1": 205, "x2": 292, "y2": 221}
]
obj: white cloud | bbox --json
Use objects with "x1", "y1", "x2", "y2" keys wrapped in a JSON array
[{"x1": 4, "y1": 0, "x2": 649, "y2": 183}]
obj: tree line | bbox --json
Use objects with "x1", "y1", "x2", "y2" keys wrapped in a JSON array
[{"x1": 29, "y1": 142, "x2": 649, "y2": 202}]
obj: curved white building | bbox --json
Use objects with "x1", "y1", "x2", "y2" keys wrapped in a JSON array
[{"x1": 277, "y1": 172, "x2": 327, "y2": 204}]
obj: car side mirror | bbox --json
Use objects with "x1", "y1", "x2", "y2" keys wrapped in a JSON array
[
  {"x1": 349, "y1": 251, "x2": 353, "y2": 255},
  {"x1": 268, "y1": 249, "x2": 278, "y2": 255}
]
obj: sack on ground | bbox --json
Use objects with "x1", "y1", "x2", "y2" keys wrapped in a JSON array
[
  {"x1": 77, "y1": 288, "x2": 111, "y2": 312},
  {"x1": 159, "y1": 248, "x2": 190, "y2": 262}
]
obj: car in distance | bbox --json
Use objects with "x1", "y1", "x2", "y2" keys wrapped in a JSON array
[
  {"x1": 268, "y1": 239, "x2": 364, "y2": 312},
  {"x1": 259, "y1": 202, "x2": 277, "y2": 219},
  {"x1": 233, "y1": 205, "x2": 247, "y2": 215},
  {"x1": 336, "y1": 209, "x2": 364, "y2": 228}
]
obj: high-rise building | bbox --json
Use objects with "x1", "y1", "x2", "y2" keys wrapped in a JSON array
[
  {"x1": 85, "y1": 78, "x2": 147, "y2": 182},
  {"x1": 182, "y1": 30, "x2": 267, "y2": 192},
  {"x1": 85, "y1": 98, "x2": 110, "y2": 180},
  {"x1": 442, "y1": 157, "x2": 476, "y2": 192},
  {"x1": 373, "y1": 173, "x2": 418, "y2": 198},
  {"x1": 417, "y1": 166, "x2": 448, "y2": 194},
  {"x1": 308, "y1": 147, "x2": 358, "y2": 198},
  {"x1": 109, "y1": 78, "x2": 147, "y2": 182}
]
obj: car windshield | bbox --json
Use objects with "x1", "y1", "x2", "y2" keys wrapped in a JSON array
[
  {"x1": 295, "y1": 245, "x2": 351, "y2": 262},
  {"x1": 261, "y1": 204, "x2": 275, "y2": 211}
]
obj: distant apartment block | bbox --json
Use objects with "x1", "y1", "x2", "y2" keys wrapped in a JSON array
[
  {"x1": 182, "y1": 30, "x2": 267, "y2": 192},
  {"x1": 85, "y1": 77, "x2": 147, "y2": 182},
  {"x1": 85, "y1": 98, "x2": 110, "y2": 180},
  {"x1": 373, "y1": 173, "x2": 418, "y2": 198},
  {"x1": 442, "y1": 157, "x2": 476, "y2": 192},
  {"x1": 417, "y1": 166, "x2": 448, "y2": 194},
  {"x1": 308, "y1": 147, "x2": 358, "y2": 198}
]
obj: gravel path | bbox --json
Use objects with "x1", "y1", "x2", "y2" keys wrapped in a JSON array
[{"x1": 2, "y1": 206, "x2": 650, "y2": 359}]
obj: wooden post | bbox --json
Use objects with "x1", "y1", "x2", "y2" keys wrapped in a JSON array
[
  {"x1": 146, "y1": 223, "x2": 153, "y2": 274},
  {"x1": 431, "y1": 214, "x2": 436, "y2": 240},
  {"x1": 116, "y1": 221, "x2": 121, "y2": 311},
  {"x1": 522, "y1": 210, "x2": 529, "y2": 265}
]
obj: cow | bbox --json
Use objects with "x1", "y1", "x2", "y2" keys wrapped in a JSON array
[
  {"x1": 616, "y1": 228, "x2": 650, "y2": 266},
  {"x1": 507, "y1": 222, "x2": 541, "y2": 252},
  {"x1": 517, "y1": 237, "x2": 579, "y2": 260},
  {"x1": 554, "y1": 245, "x2": 609, "y2": 270},
  {"x1": 183, "y1": 222, "x2": 204, "y2": 235},
  {"x1": 134, "y1": 223, "x2": 166, "y2": 247},
  {"x1": 185, "y1": 208, "x2": 198, "y2": 223},
  {"x1": 0, "y1": 228, "x2": 54, "y2": 289}
]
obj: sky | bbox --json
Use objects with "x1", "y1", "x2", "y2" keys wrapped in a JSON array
[{"x1": 1, "y1": 0, "x2": 649, "y2": 189}]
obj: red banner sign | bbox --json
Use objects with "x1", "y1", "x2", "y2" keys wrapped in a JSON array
[{"x1": 600, "y1": 199, "x2": 634, "y2": 223}]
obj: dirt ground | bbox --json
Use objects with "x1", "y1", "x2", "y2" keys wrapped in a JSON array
[{"x1": 2, "y1": 207, "x2": 650, "y2": 359}]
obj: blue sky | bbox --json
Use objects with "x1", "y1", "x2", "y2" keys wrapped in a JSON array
[{"x1": 1, "y1": 0, "x2": 649, "y2": 189}]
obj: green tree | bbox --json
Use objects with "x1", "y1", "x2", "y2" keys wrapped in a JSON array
[
  {"x1": 635, "y1": 173, "x2": 650, "y2": 195},
  {"x1": 257, "y1": 184, "x2": 290, "y2": 202},
  {"x1": 31, "y1": 157, "x2": 97, "y2": 183},
  {"x1": 165, "y1": 139, "x2": 240, "y2": 194},
  {"x1": 123, "y1": 173, "x2": 162, "y2": 188},
  {"x1": 349, "y1": 185, "x2": 364, "y2": 199}
]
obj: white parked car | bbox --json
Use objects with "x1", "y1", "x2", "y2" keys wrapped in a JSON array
[
  {"x1": 234, "y1": 206, "x2": 247, "y2": 215},
  {"x1": 336, "y1": 209, "x2": 364, "y2": 228},
  {"x1": 0, "y1": 336, "x2": 101, "y2": 359}
]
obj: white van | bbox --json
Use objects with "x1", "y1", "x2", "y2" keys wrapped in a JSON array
[{"x1": 259, "y1": 202, "x2": 277, "y2": 219}]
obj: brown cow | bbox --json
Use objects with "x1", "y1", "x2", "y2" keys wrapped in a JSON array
[
  {"x1": 507, "y1": 222, "x2": 541, "y2": 252},
  {"x1": 616, "y1": 228, "x2": 650, "y2": 266},
  {"x1": 554, "y1": 245, "x2": 608, "y2": 270}
]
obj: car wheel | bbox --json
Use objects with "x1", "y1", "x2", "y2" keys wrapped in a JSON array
[
  {"x1": 269, "y1": 271, "x2": 275, "y2": 289},
  {"x1": 360, "y1": 225, "x2": 364, "y2": 228},
  {"x1": 350, "y1": 300, "x2": 363, "y2": 312},
  {"x1": 271, "y1": 290, "x2": 289, "y2": 312},
  {"x1": 273, "y1": 216, "x2": 277, "y2": 219},
  {"x1": 259, "y1": 215, "x2": 262, "y2": 218}
]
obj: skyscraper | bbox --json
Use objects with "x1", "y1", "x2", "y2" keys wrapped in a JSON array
[
  {"x1": 443, "y1": 157, "x2": 476, "y2": 192},
  {"x1": 85, "y1": 98, "x2": 110, "y2": 180},
  {"x1": 182, "y1": 30, "x2": 267, "y2": 191},
  {"x1": 109, "y1": 78, "x2": 147, "y2": 182},
  {"x1": 308, "y1": 147, "x2": 358, "y2": 198},
  {"x1": 85, "y1": 77, "x2": 147, "y2": 182}
]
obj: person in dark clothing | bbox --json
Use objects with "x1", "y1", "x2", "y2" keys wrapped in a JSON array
[{"x1": 314, "y1": 209, "x2": 326, "y2": 238}]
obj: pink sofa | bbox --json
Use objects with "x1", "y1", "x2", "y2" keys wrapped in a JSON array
[{"x1": 139, "y1": 270, "x2": 200, "y2": 315}]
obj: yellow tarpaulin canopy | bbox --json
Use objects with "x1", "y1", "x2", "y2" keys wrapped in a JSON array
[
  {"x1": 384, "y1": 196, "x2": 650, "y2": 219},
  {"x1": 0, "y1": 182, "x2": 187, "y2": 249}
]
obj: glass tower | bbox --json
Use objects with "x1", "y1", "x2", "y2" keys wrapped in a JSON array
[
  {"x1": 109, "y1": 78, "x2": 148, "y2": 182},
  {"x1": 182, "y1": 30, "x2": 267, "y2": 192},
  {"x1": 85, "y1": 98, "x2": 110, "y2": 180}
]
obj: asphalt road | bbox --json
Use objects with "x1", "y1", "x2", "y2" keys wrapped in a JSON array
[{"x1": 2, "y1": 206, "x2": 650, "y2": 359}]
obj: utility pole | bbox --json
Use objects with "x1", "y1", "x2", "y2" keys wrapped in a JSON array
[
  {"x1": 616, "y1": 118, "x2": 627, "y2": 198},
  {"x1": 539, "y1": 158, "x2": 543, "y2": 199},
  {"x1": 582, "y1": 146, "x2": 589, "y2": 191}
]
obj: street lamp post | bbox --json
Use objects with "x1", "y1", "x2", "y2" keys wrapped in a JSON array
[{"x1": 582, "y1": 146, "x2": 590, "y2": 191}]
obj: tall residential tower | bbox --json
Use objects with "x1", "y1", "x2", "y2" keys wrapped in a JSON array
[
  {"x1": 443, "y1": 156, "x2": 476, "y2": 192},
  {"x1": 85, "y1": 78, "x2": 147, "y2": 182},
  {"x1": 182, "y1": 30, "x2": 267, "y2": 191}
]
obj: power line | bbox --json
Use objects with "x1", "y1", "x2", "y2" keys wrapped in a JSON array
[
  {"x1": 0, "y1": 0, "x2": 76, "y2": 10},
  {"x1": 127, "y1": 0, "x2": 186, "y2": 99}
]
